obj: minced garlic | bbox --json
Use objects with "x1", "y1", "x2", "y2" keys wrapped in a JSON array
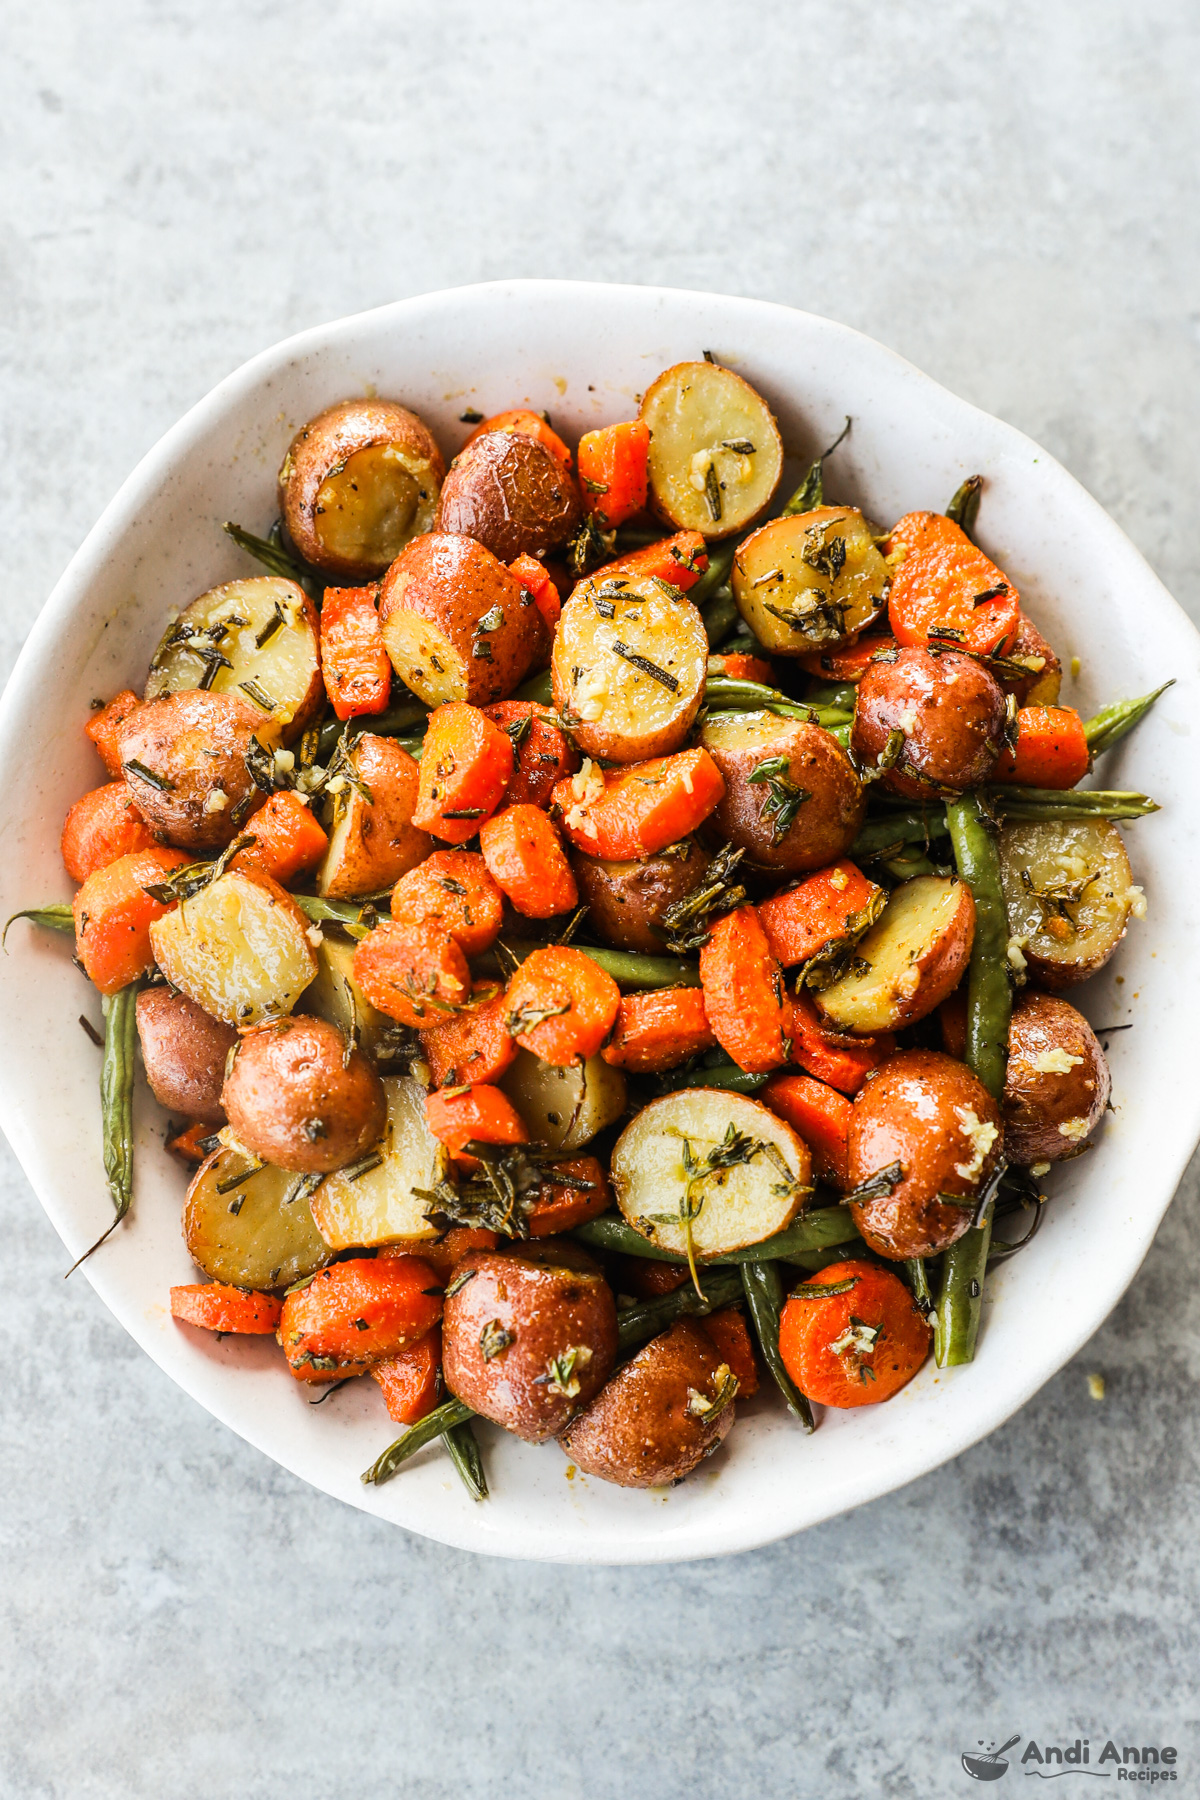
[
  {"x1": 954, "y1": 1107, "x2": 998, "y2": 1181},
  {"x1": 1031, "y1": 1048, "x2": 1084, "y2": 1075},
  {"x1": 203, "y1": 788, "x2": 228, "y2": 814},
  {"x1": 1058, "y1": 1116, "x2": 1090, "y2": 1142},
  {"x1": 1127, "y1": 885, "x2": 1147, "y2": 920}
]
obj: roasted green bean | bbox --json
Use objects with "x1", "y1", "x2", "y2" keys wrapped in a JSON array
[
  {"x1": 616, "y1": 1268, "x2": 743, "y2": 1352},
  {"x1": 741, "y1": 1261, "x2": 814, "y2": 1431},
  {"x1": 443, "y1": 1420, "x2": 489, "y2": 1501},
  {"x1": 361, "y1": 1397, "x2": 476, "y2": 1486},
  {"x1": 1083, "y1": 682, "x2": 1173, "y2": 757},
  {"x1": 3, "y1": 904, "x2": 74, "y2": 947},
  {"x1": 574, "y1": 1205, "x2": 861, "y2": 1267}
]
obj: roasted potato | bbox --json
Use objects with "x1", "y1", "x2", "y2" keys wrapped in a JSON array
[
  {"x1": 183, "y1": 1146, "x2": 332, "y2": 1289},
  {"x1": 434, "y1": 429, "x2": 582, "y2": 562},
  {"x1": 1003, "y1": 990, "x2": 1111, "y2": 1164},
  {"x1": 569, "y1": 838, "x2": 709, "y2": 953},
  {"x1": 998, "y1": 818, "x2": 1142, "y2": 990},
  {"x1": 279, "y1": 398, "x2": 445, "y2": 579},
  {"x1": 150, "y1": 867, "x2": 318, "y2": 1027},
  {"x1": 701, "y1": 711, "x2": 864, "y2": 872},
  {"x1": 441, "y1": 1245, "x2": 617, "y2": 1442},
  {"x1": 301, "y1": 932, "x2": 394, "y2": 1060},
  {"x1": 144, "y1": 577, "x2": 322, "y2": 743},
  {"x1": 501, "y1": 1049, "x2": 627, "y2": 1153},
  {"x1": 640, "y1": 361, "x2": 783, "y2": 538},
  {"x1": 222, "y1": 1015, "x2": 386, "y2": 1174},
  {"x1": 310, "y1": 1076, "x2": 448, "y2": 1250},
  {"x1": 611, "y1": 1089, "x2": 811, "y2": 1258},
  {"x1": 561, "y1": 1319, "x2": 736, "y2": 1488},
  {"x1": 551, "y1": 574, "x2": 708, "y2": 763},
  {"x1": 316, "y1": 734, "x2": 432, "y2": 899},
  {"x1": 135, "y1": 988, "x2": 236, "y2": 1125},
  {"x1": 732, "y1": 507, "x2": 890, "y2": 655},
  {"x1": 1004, "y1": 615, "x2": 1062, "y2": 707},
  {"x1": 117, "y1": 690, "x2": 266, "y2": 850},
  {"x1": 846, "y1": 1048, "x2": 1004, "y2": 1259},
  {"x1": 852, "y1": 646, "x2": 1007, "y2": 797},
  {"x1": 815, "y1": 875, "x2": 975, "y2": 1034},
  {"x1": 378, "y1": 533, "x2": 543, "y2": 708}
]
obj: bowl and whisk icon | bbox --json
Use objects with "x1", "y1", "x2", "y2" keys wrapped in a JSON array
[{"x1": 962, "y1": 1735, "x2": 1021, "y2": 1780}]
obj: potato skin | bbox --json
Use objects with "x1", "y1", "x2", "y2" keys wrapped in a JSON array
[
  {"x1": 1004, "y1": 615, "x2": 1062, "y2": 708},
  {"x1": 378, "y1": 532, "x2": 543, "y2": 708},
  {"x1": 117, "y1": 690, "x2": 266, "y2": 850},
  {"x1": 846, "y1": 1049, "x2": 1004, "y2": 1259},
  {"x1": 702, "y1": 713, "x2": 865, "y2": 872},
  {"x1": 998, "y1": 819, "x2": 1136, "y2": 992},
  {"x1": 441, "y1": 1247, "x2": 617, "y2": 1443},
  {"x1": 569, "y1": 839, "x2": 708, "y2": 953},
  {"x1": 561, "y1": 1320, "x2": 735, "y2": 1488},
  {"x1": 1003, "y1": 990, "x2": 1110, "y2": 1164},
  {"x1": 852, "y1": 646, "x2": 1006, "y2": 798},
  {"x1": 435, "y1": 430, "x2": 582, "y2": 562},
  {"x1": 280, "y1": 399, "x2": 445, "y2": 579},
  {"x1": 222, "y1": 1015, "x2": 387, "y2": 1174},
  {"x1": 316, "y1": 734, "x2": 432, "y2": 899},
  {"x1": 136, "y1": 987, "x2": 236, "y2": 1125}
]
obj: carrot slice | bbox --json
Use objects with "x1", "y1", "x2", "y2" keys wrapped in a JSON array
[
  {"x1": 796, "y1": 636, "x2": 897, "y2": 682},
  {"x1": 552, "y1": 748, "x2": 725, "y2": 859},
  {"x1": 699, "y1": 905, "x2": 791, "y2": 1074},
  {"x1": 602, "y1": 987, "x2": 716, "y2": 1073},
  {"x1": 72, "y1": 845, "x2": 190, "y2": 995},
  {"x1": 420, "y1": 983, "x2": 517, "y2": 1089},
  {"x1": 171, "y1": 1283, "x2": 283, "y2": 1334},
  {"x1": 379, "y1": 1228, "x2": 499, "y2": 1284},
  {"x1": 465, "y1": 408, "x2": 573, "y2": 470},
  {"x1": 709, "y1": 653, "x2": 774, "y2": 684},
  {"x1": 788, "y1": 988, "x2": 894, "y2": 1095},
  {"x1": 587, "y1": 530, "x2": 709, "y2": 593},
  {"x1": 482, "y1": 700, "x2": 578, "y2": 808},
  {"x1": 886, "y1": 512, "x2": 1020, "y2": 655},
  {"x1": 372, "y1": 1327, "x2": 443, "y2": 1424},
  {"x1": 413, "y1": 702, "x2": 514, "y2": 844},
  {"x1": 757, "y1": 860, "x2": 884, "y2": 969},
  {"x1": 526, "y1": 1154, "x2": 612, "y2": 1236},
  {"x1": 85, "y1": 690, "x2": 142, "y2": 778},
  {"x1": 352, "y1": 921, "x2": 470, "y2": 1027},
  {"x1": 391, "y1": 850, "x2": 504, "y2": 958},
  {"x1": 168, "y1": 1121, "x2": 218, "y2": 1163},
  {"x1": 577, "y1": 419, "x2": 650, "y2": 527},
  {"x1": 424, "y1": 1084, "x2": 529, "y2": 1162},
  {"x1": 700, "y1": 1305, "x2": 759, "y2": 1397},
  {"x1": 279, "y1": 1255, "x2": 442, "y2": 1381},
  {"x1": 939, "y1": 987, "x2": 968, "y2": 1060},
  {"x1": 762, "y1": 1073, "x2": 852, "y2": 1188},
  {"x1": 615, "y1": 1256, "x2": 691, "y2": 1299},
  {"x1": 233, "y1": 790, "x2": 328, "y2": 887},
  {"x1": 61, "y1": 782, "x2": 159, "y2": 882},
  {"x1": 479, "y1": 805, "x2": 578, "y2": 919},
  {"x1": 508, "y1": 553, "x2": 563, "y2": 633},
  {"x1": 503, "y1": 945, "x2": 621, "y2": 1064},
  {"x1": 320, "y1": 584, "x2": 392, "y2": 720},
  {"x1": 993, "y1": 705, "x2": 1089, "y2": 788},
  {"x1": 778, "y1": 1260, "x2": 931, "y2": 1407}
]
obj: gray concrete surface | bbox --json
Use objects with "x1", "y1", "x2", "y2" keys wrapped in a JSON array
[{"x1": 3, "y1": 3, "x2": 1199, "y2": 1795}]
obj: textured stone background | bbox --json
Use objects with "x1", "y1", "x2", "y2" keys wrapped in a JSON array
[{"x1": 3, "y1": 3, "x2": 1199, "y2": 1795}]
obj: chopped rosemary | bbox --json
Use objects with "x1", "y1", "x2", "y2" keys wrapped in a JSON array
[
  {"x1": 747, "y1": 757, "x2": 811, "y2": 843},
  {"x1": 655, "y1": 843, "x2": 747, "y2": 954},
  {"x1": 123, "y1": 759, "x2": 174, "y2": 793},
  {"x1": 238, "y1": 678, "x2": 276, "y2": 711},
  {"x1": 685, "y1": 1361, "x2": 739, "y2": 1424},
  {"x1": 611, "y1": 641, "x2": 680, "y2": 692},
  {"x1": 479, "y1": 1320, "x2": 515, "y2": 1361},
  {"x1": 255, "y1": 600, "x2": 287, "y2": 647},
  {"x1": 703, "y1": 461, "x2": 722, "y2": 524},
  {"x1": 141, "y1": 833, "x2": 257, "y2": 906},
  {"x1": 843, "y1": 1161, "x2": 904, "y2": 1206}
]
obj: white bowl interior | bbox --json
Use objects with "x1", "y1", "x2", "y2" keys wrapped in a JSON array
[{"x1": 2, "y1": 280, "x2": 1198, "y2": 1563}]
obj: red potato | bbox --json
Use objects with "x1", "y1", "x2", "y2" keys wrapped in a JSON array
[
  {"x1": 72, "y1": 845, "x2": 190, "y2": 995},
  {"x1": 390, "y1": 850, "x2": 504, "y2": 958},
  {"x1": 814, "y1": 876, "x2": 975, "y2": 1035},
  {"x1": 149, "y1": 866, "x2": 317, "y2": 1028},
  {"x1": 699, "y1": 906, "x2": 791, "y2": 1074},
  {"x1": 700, "y1": 1306, "x2": 759, "y2": 1397},
  {"x1": 1003, "y1": 989, "x2": 1111, "y2": 1164},
  {"x1": 435, "y1": 429, "x2": 582, "y2": 562},
  {"x1": 851, "y1": 645, "x2": 1007, "y2": 798},
  {"x1": 778, "y1": 1260, "x2": 931, "y2": 1406},
  {"x1": 561, "y1": 1319, "x2": 737, "y2": 1488},
  {"x1": 379, "y1": 533, "x2": 544, "y2": 711},
  {"x1": 568, "y1": 838, "x2": 709, "y2": 955},
  {"x1": 478, "y1": 805, "x2": 578, "y2": 919},
  {"x1": 413, "y1": 702, "x2": 514, "y2": 844},
  {"x1": 317, "y1": 734, "x2": 432, "y2": 898},
  {"x1": 464, "y1": 409, "x2": 574, "y2": 470},
  {"x1": 116, "y1": 690, "x2": 267, "y2": 851},
  {"x1": 701, "y1": 712, "x2": 865, "y2": 872},
  {"x1": 1002, "y1": 615, "x2": 1062, "y2": 707},
  {"x1": 731, "y1": 507, "x2": 891, "y2": 656},
  {"x1": 552, "y1": 748, "x2": 725, "y2": 860},
  {"x1": 278, "y1": 1254, "x2": 442, "y2": 1380},
  {"x1": 222, "y1": 1015, "x2": 387, "y2": 1174},
  {"x1": 352, "y1": 921, "x2": 470, "y2": 1028},
  {"x1": 640, "y1": 361, "x2": 783, "y2": 538},
  {"x1": 136, "y1": 988, "x2": 237, "y2": 1125},
  {"x1": 61, "y1": 783, "x2": 159, "y2": 881}
]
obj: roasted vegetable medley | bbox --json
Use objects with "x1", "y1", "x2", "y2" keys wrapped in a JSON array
[{"x1": 16, "y1": 366, "x2": 1167, "y2": 1497}]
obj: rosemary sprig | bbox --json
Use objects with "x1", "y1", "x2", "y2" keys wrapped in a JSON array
[{"x1": 655, "y1": 843, "x2": 747, "y2": 955}]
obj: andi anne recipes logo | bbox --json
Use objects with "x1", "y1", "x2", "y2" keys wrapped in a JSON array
[{"x1": 961, "y1": 1735, "x2": 1182, "y2": 1781}]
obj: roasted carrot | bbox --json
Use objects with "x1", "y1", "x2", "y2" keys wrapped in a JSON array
[
  {"x1": 577, "y1": 419, "x2": 650, "y2": 527},
  {"x1": 552, "y1": 747, "x2": 725, "y2": 859},
  {"x1": 478, "y1": 804, "x2": 578, "y2": 919},
  {"x1": 320, "y1": 583, "x2": 392, "y2": 720},
  {"x1": 503, "y1": 945, "x2": 621, "y2": 1065},
  {"x1": 700, "y1": 1305, "x2": 759, "y2": 1397},
  {"x1": 939, "y1": 987, "x2": 968, "y2": 1060},
  {"x1": 85, "y1": 690, "x2": 142, "y2": 778},
  {"x1": 352, "y1": 921, "x2": 470, "y2": 1027},
  {"x1": 757, "y1": 860, "x2": 884, "y2": 969},
  {"x1": 168, "y1": 1121, "x2": 217, "y2": 1163},
  {"x1": 465, "y1": 408, "x2": 573, "y2": 470},
  {"x1": 796, "y1": 635, "x2": 897, "y2": 682},
  {"x1": 378, "y1": 1228, "x2": 499, "y2": 1284},
  {"x1": 424, "y1": 1084, "x2": 529, "y2": 1161},
  {"x1": 72, "y1": 845, "x2": 190, "y2": 995},
  {"x1": 762, "y1": 1073, "x2": 852, "y2": 1188},
  {"x1": 508, "y1": 553, "x2": 563, "y2": 633},
  {"x1": 588, "y1": 529, "x2": 709, "y2": 593},
  {"x1": 778, "y1": 1260, "x2": 931, "y2": 1407},
  {"x1": 413, "y1": 702, "x2": 514, "y2": 843},
  {"x1": 233, "y1": 790, "x2": 328, "y2": 886},
  {"x1": 420, "y1": 983, "x2": 517, "y2": 1088},
  {"x1": 993, "y1": 705, "x2": 1090, "y2": 788},
  {"x1": 483, "y1": 700, "x2": 578, "y2": 808},
  {"x1": 789, "y1": 987, "x2": 894, "y2": 1095},
  {"x1": 708, "y1": 652, "x2": 774, "y2": 685},
  {"x1": 699, "y1": 905, "x2": 791, "y2": 1074},
  {"x1": 170, "y1": 1282, "x2": 283, "y2": 1334},
  {"x1": 61, "y1": 782, "x2": 159, "y2": 882},
  {"x1": 391, "y1": 850, "x2": 504, "y2": 958},
  {"x1": 279, "y1": 1255, "x2": 442, "y2": 1380},
  {"x1": 615, "y1": 1256, "x2": 690, "y2": 1300},
  {"x1": 526, "y1": 1154, "x2": 612, "y2": 1236},
  {"x1": 372, "y1": 1327, "x2": 443, "y2": 1425},
  {"x1": 602, "y1": 987, "x2": 716, "y2": 1073},
  {"x1": 886, "y1": 511, "x2": 1020, "y2": 656}
]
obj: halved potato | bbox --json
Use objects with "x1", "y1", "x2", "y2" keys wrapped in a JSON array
[
  {"x1": 310, "y1": 1076, "x2": 446, "y2": 1250},
  {"x1": 316, "y1": 734, "x2": 432, "y2": 899},
  {"x1": 732, "y1": 508, "x2": 890, "y2": 654},
  {"x1": 302, "y1": 933, "x2": 393, "y2": 1058},
  {"x1": 150, "y1": 867, "x2": 318, "y2": 1027},
  {"x1": 701, "y1": 710, "x2": 864, "y2": 871},
  {"x1": 551, "y1": 574, "x2": 708, "y2": 763},
  {"x1": 611, "y1": 1089, "x2": 811, "y2": 1258},
  {"x1": 815, "y1": 875, "x2": 975, "y2": 1033},
  {"x1": 145, "y1": 577, "x2": 322, "y2": 743},
  {"x1": 378, "y1": 533, "x2": 543, "y2": 708},
  {"x1": 641, "y1": 361, "x2": 783, "y2": 538},
  {"x1": 569, "y1": 839, "x2": 709, "y2": 953},
  {"x1": 998, "y1": 819, "x2": 1140, "y2": 990},
  {"x1": 501, "y1": 1049, "x2": 626, "y2": 1152},
  {"x1": 183, "y1": 1147, "x2": 332, "y2": 1288}
]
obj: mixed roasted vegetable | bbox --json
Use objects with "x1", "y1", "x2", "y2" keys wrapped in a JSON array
[{"x1": 14, "y1": 364, "x2": 1167, "y2": 1497}]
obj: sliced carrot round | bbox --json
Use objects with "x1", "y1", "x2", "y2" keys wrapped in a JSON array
[
  {"x1": 502, "y1": 946, "x2": 621, "y2": 1065},
  {"x1": 391, "y1": 850, "x2": 504, "y2": 957},
  {"x1": 352, "y1": 920, "x2": 470, "y2": 1027},
  {"x1": 420, "y1": 983, "x2": 517, "y2": 1089},
  {"x1": 479, "y1": 804, "x2": 578, "y2": 919},
  {"x1": 698, "y1": 905, "x2": 791, "y2": 1073},
  {"x1": 778, "y1": 1259, "x2": 931, "y2": 1407},
  {"x1": 170, "y1": 1283, "x2": 282, "y2": 1334},
  {"x1": 279, "y1": 1255, "x2": 442, "y2": 1379},
  {"x1": 424, "y1": 1084, "x2": 529, "y2": 1161},
  {"x1": 372, "y1": 1327, "x2": 443, "y2": 1425},
  {"x1": 602, "y1": 987, "x2": 716, "y2": 1073},
  {"x1": 886, "y1": 512, "x2": 1020, "y2": 655},
  {"x1": 993, "y1": 705, "x2": 1089, "y2": 788}
]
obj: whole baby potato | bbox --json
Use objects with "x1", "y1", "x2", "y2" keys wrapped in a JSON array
[
  {"x1": 136, "y1": 987, "x2": 237, "y2": 1125},
  {"x1": 852, "y1": 646, "x2": 1006, "y2": 798},
  {"x1": 1003, "y1": 989, "x2": 1110, "y2": 1165},
  {"x1": 434, "y1": 430, "x2": 582, "y2": 563},
  {"x1": 222, "y1": 1014, "x2": 387, "y2": 1174},
  {"x1": 117, "y1": 690, "x2": 266, "y2": 850},
  {"x1": 569, "y1": 838, "x2": 709, "y2": 953}
]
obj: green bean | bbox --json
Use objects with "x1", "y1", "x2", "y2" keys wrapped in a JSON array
[
  {"x1": 700, "y1": 588, "x2": 740, "y2": 648},
  {"x1": 361, "y1": 1397, "x2": 476, "y2": 1486},
  {"x1": 781, "y1": 418, "x2": 851, "y2": 517},
  {"x1": 741, "y1": 1261, "x2": 814, "y2": 1430},
  {"x1": 3, "y1": 904, "x2": 75, "y2": 947},
  {"x1": 904, "y1": 1256, "x2": 933, "y2": 1311},
  {"x1": 102, "y1": 983, "x2": 139, "y2": 1221},
  {"x1": 780, "y1": 1240, "x2": 872, "y2": 1273},
  {"x1": 501, "y1": 939, "x2": 701, "y2": 990},
  {"x1": 223, "y1": 520, "x2": 312, "y2": 588},
  {"x1": 616, "y1": 1268, "x2": 743, "y2": 1352},
  {"x1": 703, "y1": 685, "x2": 853, "y2": 729},
  {"x1": 316, "y1": 701, "x2": 429, "y2": 761},
  {"x1": 685, "y1": 539, "x2": 739, "y2": 609},
  {"x1": 804, "y1": 681, "x2": 858, "y2": 713},
  {"x1": 1083, "y1": 682, "x2": 1173, "y2": 756},
  {"x1": 513, "y1": 667, "x2": 554, "y2": 705},
  {"x1": 944, "y1": 474, "x2": 983, "y2": 538},
  {"x1": 987, "y1": 785, "x2": 1158, "y2": 821},
  {"x1": 443, "y1": 1420, "x2": 489, "y2": 1501},
  {"x1": 655, "y1": 1062, "x2": 768, "y2": 1095},
  {"x1": 879, "y1": 851, "x2": 940, "y2": 883},
  {"x1": 850, "y1": 811, "x2": 949, "y2": 859},
  {"x1": 573, "y1": 1205, "x2": 861, "y2": 1266}
]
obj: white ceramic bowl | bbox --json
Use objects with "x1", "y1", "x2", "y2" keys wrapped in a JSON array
[{"x1": 3, "y1": 281, "x2": 1198, "y2": 1565}]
